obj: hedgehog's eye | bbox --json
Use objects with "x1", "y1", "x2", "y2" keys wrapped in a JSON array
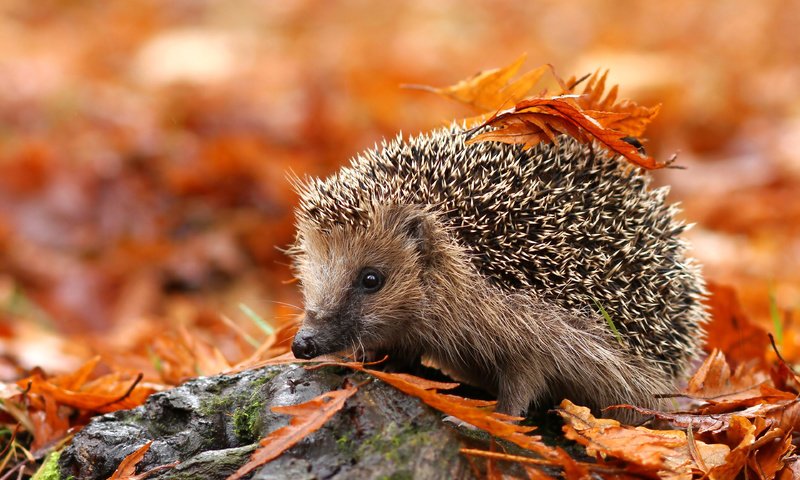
[{"x1": 358, "y1": 268, "x2": 385, "y2": 293}]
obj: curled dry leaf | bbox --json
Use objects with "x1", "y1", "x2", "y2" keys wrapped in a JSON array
[
  {"x1": 18, "y1": 365, "x2": 155, "y2": 413},
  {"x1": 7, "y1": 356, "x2": 162, "y2": 455},
  {"x1": 469, "y1": 98, "x2": 663, "y2": 169},
  {"x1": 685, "y1": 349, "x2": 767, "y2": 401},
  {"x1": 613, "y1": 400, "x2": 800, "y2": 436},
  {"x1": 705, "y1": 415, "x2": 757, "y2": 479},
  {"x1": 557, "y1": 400, "x2": 730, "y2": 479},
  {"x1": 703, "y1": 282, "x2": 771, "y2": 367}
]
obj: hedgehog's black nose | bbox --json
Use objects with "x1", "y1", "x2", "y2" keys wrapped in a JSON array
[{"x1": 291, "y1": 332, "x2": 318, "y2": 359}]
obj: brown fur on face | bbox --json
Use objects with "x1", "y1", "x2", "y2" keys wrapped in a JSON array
[
  {"x1": 292, "y1": 205, "x2": 433, "y2": 359},
  {"x1": 291, "y1": 204, "x2": 674, "y2": 418}
]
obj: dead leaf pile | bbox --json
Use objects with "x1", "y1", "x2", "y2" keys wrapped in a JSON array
[
  {"x1": 0, "y1": 317, "x2": 298, "y2": 472},
  {"x1": 556, "y1": 349, "x2": 799, "y2": 479}
]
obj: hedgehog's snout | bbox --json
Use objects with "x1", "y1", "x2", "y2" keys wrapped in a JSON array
[{"x1": 291, "y1": 330, "x2": 318, "y2": 359}]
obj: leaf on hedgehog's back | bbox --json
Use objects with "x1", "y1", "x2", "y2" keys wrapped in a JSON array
[
  {"x1": 469, "y1": 98, "x2": 664, "y2": 169},
  {"x1": 403, "y1": 54, "x2": 550, "y2": 116},
  {"x1": 560, "y1": 70, "x2": 661, "y2": 137},
  {"x1": 414, "y1": 56, "x2": 665, "y2": 168},
  {"x1": 556, "y1": 400, "x2": 730, "y2": 478}
]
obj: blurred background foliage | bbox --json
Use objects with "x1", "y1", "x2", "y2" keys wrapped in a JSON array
[{"x1": 0, "y1": 0, "x2": 798, "y2": 377}]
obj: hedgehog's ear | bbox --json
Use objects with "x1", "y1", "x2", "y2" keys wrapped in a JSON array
[
  {"x1": 402, "y1": 211, "x2": 438, "y2": 265},
  {"x1": 382, "y1": 204, "x2": 439, "y2": 264}
]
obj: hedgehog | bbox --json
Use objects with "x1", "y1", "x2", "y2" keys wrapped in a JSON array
[{"x1": 288, "y1": 126, "x2": 707, "y2": 416}]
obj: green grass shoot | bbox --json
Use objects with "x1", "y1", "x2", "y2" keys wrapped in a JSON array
[
  {"x1": 239, "y1": 303, "x2": 275, "y2": 336},
  {"x1": 593, "y1": 298, "x2": 623, "y2": 345}
]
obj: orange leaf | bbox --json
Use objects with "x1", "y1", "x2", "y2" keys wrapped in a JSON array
[
  {"x1": 227, "y1": 384, "x2": 358, "y2": 480},
  {"x1": 408, "y1": 55, "x2": 550, "y2": 114},
  {"x1": 417, "y1": 59, "x2": 662, "y2": 166},
  {"x1": 706, "y1": 416, "x2": 757, "y2": 478},
  {"x1": 557, "y1": 400, "x2": 730, "y2": 478},
  {"x1": 561, "y1": 70, "x2": 660, "y2": 137},
  {"x1": 109, "y1": 440, "x2": 152, "y2": 480},
  {"x1": 470, "y1": 98, "x2": 664, "y2": 169},
  {"x1": 703, "y1": 282, "x2": 770, "y2": 366},
  {"x1": 29, "y1": 395, "x2": 69, "y2": 453},
  {"x1": 685, "y1": 349, "x2": 771, "y2": 402},
  {"x1": 615, "y1": 398, "x2": 800, "y2": 437},
  {"x1": 52, "y1": 356, "x2": 101, "y2": 390},
  {"x1": 20, "y1": 371, "x2": 155, "y2": 412}
]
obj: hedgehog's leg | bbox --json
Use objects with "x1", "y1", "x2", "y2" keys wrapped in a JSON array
[{"x1": 496, "y1": 372, "x2": 539, "y2": 416}]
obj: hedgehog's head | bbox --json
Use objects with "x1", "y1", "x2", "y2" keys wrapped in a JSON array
[{"x1": 289, "y1": 204, "x2": 443, "y2": 360}]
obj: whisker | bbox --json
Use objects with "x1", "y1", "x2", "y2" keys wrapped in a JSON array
[{"x1": 270, "y1": 300, "x2": 304, "y2": 311}]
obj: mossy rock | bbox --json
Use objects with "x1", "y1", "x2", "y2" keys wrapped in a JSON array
[{"x1": 58, "y1": 364, "x2": 479, "y2": 479}]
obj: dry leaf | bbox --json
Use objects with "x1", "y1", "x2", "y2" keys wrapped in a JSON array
[
  {"x1": 470, "y1": 97, "x2": 664, "y2": 169},
  {"x1": 706, "y1": 415, "x2": 756, "y2": 478},
  {"x1": 561, "y1": 70, "x2": 661, "y2": 137},
  {"x1": 226, "y1": 384, "x2": 358, "y2": 480},
  {"x1": 109, "y1": 441, "x2": 152, "y2": 480},
  {"x1": 407, "y1": 55, "x2": 550, "y2": 114},
  {"x1": 557, "y1": 400, "x2": 730, "y2": 479},
  {"x1": 704, "y1": 283, "x2": 771, "y2": 366},
  {"x1": 417, "y1": 57, "x2": 664, "y2": 168}
]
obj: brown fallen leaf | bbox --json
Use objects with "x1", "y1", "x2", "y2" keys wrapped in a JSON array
[
  {"x1": 557, "y1": 400, "x2": 730, "y2": 479},
  {"x1": 226, "y1": 383, "x2": 358, "y2": 480},
  {"x1": 686, "y1": 349, "x2": 762, "y2": 399},
  {"x1": 20, "y1": 370, "x2": 155, "y2": 413},
  {"x1": 28, "y1": 395, "x2": 69, "y2": 453},
  {"x1": 706, "y1": 415, "x2": 756, "y2": 479},
  {"x1": 109, "y1": 440, "x2": 152, "y2": 480},
  {"x1": 748, "y1": 428, "x2": 794, "y2": 479},
  {"x1": 703, "y1": 283, "x2": 771, "y2": 367}
]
